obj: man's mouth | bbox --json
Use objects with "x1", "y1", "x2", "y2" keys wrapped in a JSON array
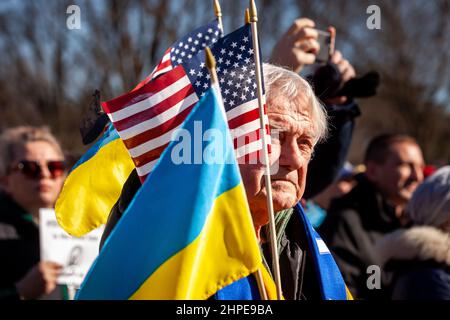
[
  {"x1": 271, "y1": 179, "x2": 297, "y2": 188},
  {"x1": 404, "y1": 180, "x2": 418, "y2": 189}
]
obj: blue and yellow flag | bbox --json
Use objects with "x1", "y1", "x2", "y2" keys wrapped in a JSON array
[
  {"x1": 76, "y1": 86, "x2": 263, "y2": 299},
  {"x1": 55, "y1": 124, "x2": 135, "y2": 237}
]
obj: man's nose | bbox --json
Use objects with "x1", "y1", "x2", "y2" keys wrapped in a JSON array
[
  {"x1": 279, "y1": 139, "x2": 304, "y2": 171},
  {"x1": 410, "y1": 164, "x2": 424, "y2": 182}
]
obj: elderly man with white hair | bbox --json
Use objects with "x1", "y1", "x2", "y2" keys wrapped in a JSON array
[
  {"x1": 375, "y1": 166, "x2": 450, "y2": 300},
  {"x1": 236, "y1": 64, "x2": 338, "y2": 300},
  {"x1": 101, "y1": 63, "x2": 353, "y2": 300},
  {"x1": 100, "y1": 17, "x2": 360, "y2": 299},
  {"x1": 239, "y1": 63, "x2": 328, "y2": 240}
]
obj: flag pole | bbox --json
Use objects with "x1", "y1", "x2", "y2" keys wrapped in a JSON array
[
  {"x1": 255, "y1": 269, "x2": 269, "y2": 300},
  {"x1": 205, "y1": 46, "x2": 269, "y2": 301},
  {"x1": 214, "y1": 0, "x2": 224, "y2": 34},
  {"x1": 249, "y1": 0, "x2": 282, "y2": 300},
  {"x1": 205, "y1": 47, "x2": 219, "y2": 84},
  {"x1": 245, "y1": 8, "x2": 250, "y2": 24}
]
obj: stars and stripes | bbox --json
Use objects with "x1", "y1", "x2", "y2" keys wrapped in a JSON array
[
  {"x1": 102, "y1": 24, "x2": 270, "y2": 182},
  {"x1": 133, "y1": 19, "x2": 222, "y2": 91},
  {"x1": 183, "y1": 24, "x2": 270, "y2": 162},
  {"x1": 102, "y1": 67, "x2": 198, "y2": 181}
]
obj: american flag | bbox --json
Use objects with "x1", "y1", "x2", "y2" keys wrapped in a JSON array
[
  {"x1": 133, "y1": 19, "x2": 222, "y2": 91},
  {"x1": 102, "y1": 24, "x2": 270, "y2": 182}
]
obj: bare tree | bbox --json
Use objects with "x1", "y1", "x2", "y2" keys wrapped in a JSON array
[{"x1": 0, "y1": 0, "x2": 448, "y2": 163}]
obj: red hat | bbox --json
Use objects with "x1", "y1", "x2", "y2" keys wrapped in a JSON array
[{"x1": 423, "y1": 165, "x2": 437, "y2": 178}]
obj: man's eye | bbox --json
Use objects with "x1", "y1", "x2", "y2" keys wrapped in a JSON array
[{"x1": 297, "y1": 139, "x2": 313, "y2": 154}]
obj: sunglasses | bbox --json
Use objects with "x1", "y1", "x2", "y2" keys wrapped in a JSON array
[{"x1": 11, "y1": 160, "x2": 66, "y2": 180}]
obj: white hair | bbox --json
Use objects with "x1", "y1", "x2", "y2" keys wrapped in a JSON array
[{"x1": 263, "y1": 63, "x2": 328, "y2": 144}]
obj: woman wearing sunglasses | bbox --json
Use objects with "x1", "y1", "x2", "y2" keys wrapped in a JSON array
[{"x1": 0, "y1": 126, "x2": 67, "y2": 300}]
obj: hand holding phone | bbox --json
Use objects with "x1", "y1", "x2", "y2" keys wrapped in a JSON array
[
  {"x1": 314, "y1": 26, "x2": 336, "y2": 63},
  {"x1": 269, "y1": 18, "x2": 320, "y2": 72}
]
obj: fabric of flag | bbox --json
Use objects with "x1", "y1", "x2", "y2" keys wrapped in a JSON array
[
  {"x1": 102, "y1": 24, "x2": 271, "y2": 182},
  {"x1": 55, "y1": 124, "x2": 135, "y2": 236},
  {"x1": 295, "y1": 203, "x2": 353, "y2": 300},
  {"x1": 76, "y1": 87, "x2": 262, "y2": 300},
  {"x1": 214, "y1": 265, "x2": 280, "y2": 300},
  {"x1": 133, "y1": 19, "x2": 222, "y2": 91},
  {"x1": 184, "y1": 24, "x2": 271, "y2": 164}
]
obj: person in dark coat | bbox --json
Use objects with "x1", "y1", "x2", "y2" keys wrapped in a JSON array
[
  {"x1": 0, "y1": 126, "x2": 66, "y2": 300},
  {"x1": 319, "y1": 134, "x2": 425, "y2": 299},
  {"x1": 375, "y1": 166, "x2": 450, "y2": 300}
]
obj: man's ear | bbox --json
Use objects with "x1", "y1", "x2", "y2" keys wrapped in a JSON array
[{"x1": 364, "y1": 161, "x2": 379, "y2": 183}]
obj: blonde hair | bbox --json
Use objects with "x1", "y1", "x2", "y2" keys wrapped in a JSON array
[
  {"x1": 263, "y1": 63, "x2": 328, "y2": 144},
  {"x1": 0, "y1": 126, "x2": 64, "y2": 176}
]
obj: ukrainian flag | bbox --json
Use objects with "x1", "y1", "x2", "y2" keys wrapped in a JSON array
[
  {"x1": 55, "y1": 124, "x2": 135, "y2": 237},
  {"x1": 76, "y1": 86, "x2": 263, "y2": 299}
]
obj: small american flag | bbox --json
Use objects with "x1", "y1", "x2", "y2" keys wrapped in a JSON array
[
  {"x1": 133, "y1": 19, "x2": 222, "y2": 91},
  {"x1": 102, "y1": 24, "x2": 270, "y2": 182}
]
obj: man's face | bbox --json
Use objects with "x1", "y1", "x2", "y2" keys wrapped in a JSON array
[
  {"x1": 2, "y1": 141, "x2": 66, "y2": 214},
  {"x1": 239, "y1": 93, "x2": 315, "y2": 227},
  {"x1": 367, "y1": 142, "x2": 424, "y2": 206}
]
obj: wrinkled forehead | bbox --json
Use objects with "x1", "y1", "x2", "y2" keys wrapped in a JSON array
[
  {"x1": 266, "y1": 93, "x2": 313, "y2": 129},
  {"x1": 267, "y1": 88, "x2": 310, "y2": 113}
]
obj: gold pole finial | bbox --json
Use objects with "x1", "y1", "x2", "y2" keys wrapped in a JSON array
[
  {"x1": 249, "y1": 0, "x2": 258, "y2": 22},
  {"x1": 214, "y1": 0, "x2": 224, "y2": 34},
  {"x1": 245, "y1": 8, "x2": 250, "y2": 24},
  {"x1": 214, "y1": 0, "x2": 222, "y2": 18},
  {"x1": 205, "y1": 47, "x2": 218, "y2": 84},
  {"x1": 205, "y1": 47, "x2": 216, "y2": 70}
]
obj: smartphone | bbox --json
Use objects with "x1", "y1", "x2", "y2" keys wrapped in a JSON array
[{"x1": 315, "y1": 28, "x2": 335, "y2": 63}]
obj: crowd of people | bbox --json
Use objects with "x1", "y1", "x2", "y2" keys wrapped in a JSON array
[{"x1": 0, "y1": 15, "x2": 449, "y2": 301}]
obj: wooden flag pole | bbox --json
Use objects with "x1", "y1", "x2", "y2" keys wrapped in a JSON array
[
  {"x1": 205, "y1": 46, "x2": 269, "y2": 301},
  {"x1": 214, "y1": 0, "x2": 224, "y2": 34},
  {"x1": 249, "y1": 0, "x2": 282, "y2": 300},
  {"x1": 205, "y1": 47, "x2": 219, "y2": 84},
  {"x1": 245, "y1": 8, "x2": 250, "y2": 24},
  {"x1": 255, "y1": 269, "x2": 269, "y2": 300}
]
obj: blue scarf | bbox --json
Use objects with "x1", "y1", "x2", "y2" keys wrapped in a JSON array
[
  {"x1": 215, "y1": 203, "x2": 350, "y2": 300},
  {"x1": 294, "y1": 203, "x2": 349, "y2": 300}
]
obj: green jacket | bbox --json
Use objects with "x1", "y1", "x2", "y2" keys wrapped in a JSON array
[{"x1": 0, "y1": 192, "x2": 67, "y2": 300}]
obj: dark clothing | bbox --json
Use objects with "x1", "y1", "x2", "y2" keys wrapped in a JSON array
[
  {"x1": 0, "y1": 192, "x2": 39, "y2": 300},
  {"x1": 0, "y1": 192, "x2": 65, "y2": 300},
  {"x1": 262, "y1": 208, "x2": 322, "y2": 300},
  {"x1": 304, "y1": 100, "x2": 360, "y2": 199},
  {"x1": 375, "y1": 226, "x2": 450, "y2": 300},
  {"x1": 389, "y1": 260, "x2": 450, "y2": 300},
  {"x1": 318, "y1": 174, "x2": 402, "y2": 299},
  {"x1": 99, "y1": 169, "x2": 141, "y2": 250}
]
